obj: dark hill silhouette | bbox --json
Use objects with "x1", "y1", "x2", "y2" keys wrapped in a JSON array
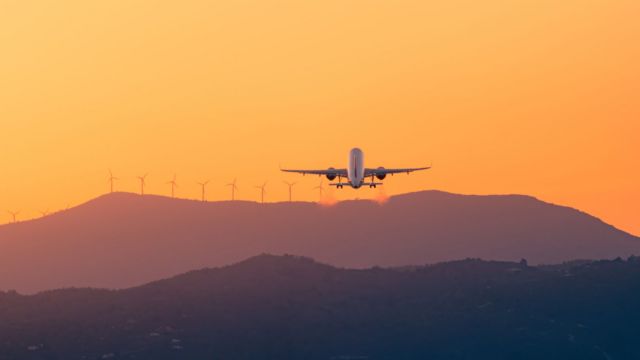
[
  {"x1": 0, "y1": 190, "x2": 638, "y2": 293},
  {"x1": 1, "y1": 254, "x2": 640, "y2": 359}
]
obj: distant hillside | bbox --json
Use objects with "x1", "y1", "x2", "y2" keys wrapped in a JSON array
[
  {"x1": 0, "y1": 190, "x2": 638, "y2": 293},
  {"x1": 1, "y1": 255, "x2": 640, "y2": 359}
]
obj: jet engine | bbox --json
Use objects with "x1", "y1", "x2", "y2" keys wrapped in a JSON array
[
  {"x1": 375, "y1": 167, "x2": 386, "y2": 180},
  {"x1": 326, "y1": 167, "x2": 337, "y2": 181}
]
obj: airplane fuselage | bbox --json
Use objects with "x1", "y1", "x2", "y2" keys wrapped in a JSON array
[{"x1": 347, "y1": 147, "x2": 365, "y2": 188}]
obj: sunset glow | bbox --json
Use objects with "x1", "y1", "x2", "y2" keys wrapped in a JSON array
[{"x1": 1, "y1": 0, "x2": 638, "y2": 234}]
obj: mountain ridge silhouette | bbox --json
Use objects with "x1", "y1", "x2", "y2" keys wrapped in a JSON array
[
  {"x1": 0, "y1": 190, "x2": 637, "y2": 293},
  {"x1": 2, "y1": 254, "x2": 640, "y2": 359}
]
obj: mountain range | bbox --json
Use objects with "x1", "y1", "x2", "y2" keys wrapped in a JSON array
[
  {"x1": 0, "y1": 190, "x2": 637, "y2": 293},
  {"x1": 1, "y1": 254, "x2": 639, "y2": 359}
]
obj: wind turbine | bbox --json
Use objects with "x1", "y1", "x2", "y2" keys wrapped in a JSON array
[
  {"x1": 197, "y1": 180, "x2": 211, "y2": 202},
  {"x1": 108, "y1": 169, "x2": 118, "y2": 193},
  {"x1": 39, "y1": 209, "x2": 49, "y2": 217},
  {"x1": 283, "y1": 181, "x2": 297, "y2": 202},
  {"x1": 226, "y1": 178, "x2": 238, "y2": 201},
  {"x1": 255, "y1": 181, "x2": 267, "y2": 203},
  {"x1": 167, "y1": 174, "x2": 178, "y2": 198},
  {"x1": 137, "y1": 174, "x2": 148, "y2": 195},
  {"x1": 7, "y1": 210, "x2": 19, "y2": 223},
  {"x1": 313, "y1": 179, "x2": 325, "y2": 201}
]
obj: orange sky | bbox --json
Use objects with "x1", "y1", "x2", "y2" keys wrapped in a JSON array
[{"x1": 1, "y1": 0, "x2": 639, "y2": 234}]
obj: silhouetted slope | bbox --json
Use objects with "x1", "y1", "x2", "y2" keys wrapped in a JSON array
[
  {"x1": 1, "y1": 255, "x2": 640, "y2": 360},
  {"x1": 0, "y1": 191, "x2": 638, "y2": 293}
]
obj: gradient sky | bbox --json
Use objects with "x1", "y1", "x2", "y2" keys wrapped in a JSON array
[{"x1": 1, "y1": 0, "x2": 639, "y2": 234}]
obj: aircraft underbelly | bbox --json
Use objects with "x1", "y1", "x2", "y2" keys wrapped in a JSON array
[{"x1": 348, "y1": 148, "x2": 365, "y2": 188}]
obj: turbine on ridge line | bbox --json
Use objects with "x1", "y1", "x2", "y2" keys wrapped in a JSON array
[
  {"x1": 108, "y1": 169, "x2": 118, "y2": 193},
  {"x1": 226, "y1": 178, "x2": 238, "y2": 201},
  {"x1": 167, "y1": 174, "x2": 178, "y2": 198},
  {"x1": 197, "y1": 180, "x2": 211, "y2": 202},
  {"x1": 313, "y1": 179, "x2": 325, "y2": 200},
  {"x1": 39, "y1": 209, "x2": 49, "y2": 217},
  {"x1": 255, "y1": 182, "x2": 267, "y2": 204},
  {"x1": 283, "y1": 181, "x2": 297, "y2": 202},
  {"x1": 7, "y1": 210, "x2": 19, "y2": 223},
  {"x1": 137, "y1": 173, "x2": 148, "y2": 195}
]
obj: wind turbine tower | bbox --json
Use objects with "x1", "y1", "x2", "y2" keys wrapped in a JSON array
[
  {"x1": 226, "y1": 178, "x2": 238, "y2": 201},
  {"x1": 283, "y1": 181, "x2": 297, "y2": 202},
  {"x1": 167, "y1": 174, "x2": 178, "y2": 198},
  {"x1": 255, "y1": 182, "x2": 267, "y2": 203},
  {"x1": 313, "y1": 179, "x2": 325, "y2": 201},
  {"x1": 108, "y1": 169, "x2": 118, "y2": 193},
  {"x1": 7, "y1": 210, "x2": 19, "y2": 223},
  {"x1": 137, "y1": 174, "x2": 148, "y2": 195},
  {"x1": 197, "y1": 180, "x2": 211, "y2": 202}
]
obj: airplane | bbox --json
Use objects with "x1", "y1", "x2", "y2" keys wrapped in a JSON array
[{"x1": 281, "y1": 147, "x2": 431, "y2": 189}]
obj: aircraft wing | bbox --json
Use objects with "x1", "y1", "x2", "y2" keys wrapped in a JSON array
[
  {"x1": 280, "y1": 168, "x2": 348, "y2": 176},
  {"x1": 365, "y1": 166, "x2": 431, "y2": 177}
]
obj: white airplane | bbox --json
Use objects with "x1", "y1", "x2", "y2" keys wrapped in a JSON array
[{"x1": 281, "y1": 148, "x2": 431, "y2": 189}]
